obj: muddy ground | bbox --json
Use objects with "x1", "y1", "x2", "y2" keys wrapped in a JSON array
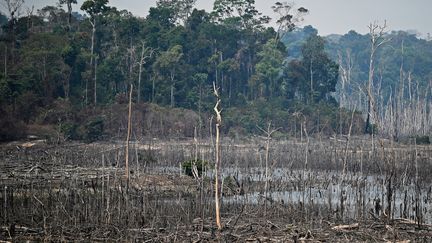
[{"x1": 0, "y1": 138, "x2": 431, "y2": 242}]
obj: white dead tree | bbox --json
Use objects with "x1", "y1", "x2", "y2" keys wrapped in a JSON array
[
  {"x1": 125, "y1": 45, "x2": 137, "y2": 98},
  {"x1": 365, "y1": 21, "x2": 390, "y2": 134},
  {"x1": 125, "y1": 83, "x2": 133, "y2": 180},
  {"x1": 137, "y1": 42, "x2": 155, "y2": 103},
  {"x1": 338, "y1": 49, "x2": 354, "y2": 109},
  {"x1": 213, "y1": 82, "x2": 222, "y2": 230},
  {"x1": 337, "y1": 49, "x2": 355, "y2": 135},
  {"x1": 380, "y1": 39, "x2": 432, "y2": 139}
]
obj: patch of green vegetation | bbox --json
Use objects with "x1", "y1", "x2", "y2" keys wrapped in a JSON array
[
  {"x1": 413, "y1": 136, "x2": 430, "y2": 145},
  {"x1": 223, "y1": 176, "x2": 236, "y2": 188},
  {"x1": 366, "y1": 123, "x2": 378, "y2": 135},
  {"x1": 181, "y1": 159, "x2": 210, "y2": 177},
  {"x1": 59, "y1": 122, "x2": 79, "y2": 140}
]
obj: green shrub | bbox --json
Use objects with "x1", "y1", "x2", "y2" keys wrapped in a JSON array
[
  {"x1": 59, "y1": 122, "x2": 79, "y2": 140},
  {"x1": 366, "y1": 123, "x2": 378, "y2": 135},
  {"x1": 182, "y1": 159, "x2": 209, "y2": 177},
  {"x1": 414, "y1": 136, "x2": 430, "y2": 145}
]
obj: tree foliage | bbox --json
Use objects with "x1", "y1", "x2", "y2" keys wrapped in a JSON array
[{"x1": 0, "y1": 0, "x2": 380, "y2": 140}]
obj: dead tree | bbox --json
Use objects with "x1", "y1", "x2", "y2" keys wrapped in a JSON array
[
  {"x1": 89, "y1": 19, "x2": 96, "y2": 105},
  {"x1": 25, "y1": 6, "x2": 34, "y2": 30},
  {"x1": 1, "y1": 0, "x2": 24, "y2": 24},
  {"x1": 213, "y1": 82, "x2": 222, "y2": 230},
  {"x1": 257, "y1": 122, "x2": 280, "y2": 216},
  {"x1": 337, "y1": 50, "x2": 354, "y2": 135},
  {"x1": 137, "y1": 42, "x2": 155, "y2": 103},
  {"x1": 192, "y1": 127, "x2": 199, "y2": 179},
  {"x1": 338, "y1": 49, "x2": 354, "y2": 109},
  {"x1": 365, "y1": 21, "x2": 390, "y2": 134},
  {"x1": 125, "y1": 84, "x2": 133, "y2": 180}
]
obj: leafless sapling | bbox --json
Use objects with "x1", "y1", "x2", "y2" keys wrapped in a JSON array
[{"x1": 213, "y1": 82, "x2": 222, "y2": 230}]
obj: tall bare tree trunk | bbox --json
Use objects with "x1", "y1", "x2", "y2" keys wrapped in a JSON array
[
  {"x1": 125, "y1": 84, "x2": 133, "y2": 180},
  {"x1": 310, "y1": 59, "x2": 314, "y2": 103},
  {"x1": 138, "y1": 44, "x2": 145, "y2": 103},
  {"x1": 170, "y1": 72, "x2": 175, "y2": 108},
  {"x1": 151, "y1": 74, "x2": 155, "y2": 103},
  {"x1": 90, "y1": 19, "x2": 95, "y2": 66},
  {"x1": 4, "y1": 45, "x2": 6, "y2": 81},
  {"x1": 94, "y1": 55, "x2": 97, "y2": 105},
  {"x1": 264, "y1": 128, "x2": 270, "y2": 215},
  {"x1": 366, "y1": 46, "x2": 375, "y2": 133},
  {"x1": 338, "y1": 50, "x2": 353, "y2": 135},
  {"x1": 365, "y1": 21, "x2": 389, "y2": 134},
  {"x1": 213, "y1": 82, "x2": 222, "y2": 230},
  {"x1": 170, "y1": 84, "x2": 174, "y2": 108},
  {"x1": 89, "y1": 18, "x2": 96, "y2": 106}
]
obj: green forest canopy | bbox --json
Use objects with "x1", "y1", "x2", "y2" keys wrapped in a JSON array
[{"x1": 0, "y1": 0, "x2": 430, "y2": 141}]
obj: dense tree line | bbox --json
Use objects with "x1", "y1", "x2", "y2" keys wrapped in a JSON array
[{"x1": 0, "y1": 0, "x2": 365, "y2": 141}]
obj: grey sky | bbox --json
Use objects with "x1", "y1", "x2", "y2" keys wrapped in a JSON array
[{"x1": 15, "y1": 0, "x2": 432, "y2": 36}]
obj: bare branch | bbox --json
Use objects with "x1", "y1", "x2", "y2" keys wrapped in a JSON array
[
  {"x1": 2, "y1": 0, "x2": 25, "y2": 19},
  {"x1": 365, "y1": 20, "x2": 390, "y2": 133},
  {"x1": 272, "y1": 1, "x2": 308, "y2": 41}
]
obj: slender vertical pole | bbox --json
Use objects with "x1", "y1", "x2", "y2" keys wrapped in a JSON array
[
  {"x1": 213, "y1": 82, "x2": 222, "y2": 230},
  {"x1": 3, "y1": 186, "x2": 6, "y2": 224},
  {"x1": 94, "y1": 55, "x2": 98, "y2": 105},
  {"x1": 125, "y1": 84, "x2": 133, "y2": 179}
]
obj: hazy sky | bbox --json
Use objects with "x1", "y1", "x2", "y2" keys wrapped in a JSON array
[{"x1": 14, "y1": 0, "x2": 432, "y2": 36}]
